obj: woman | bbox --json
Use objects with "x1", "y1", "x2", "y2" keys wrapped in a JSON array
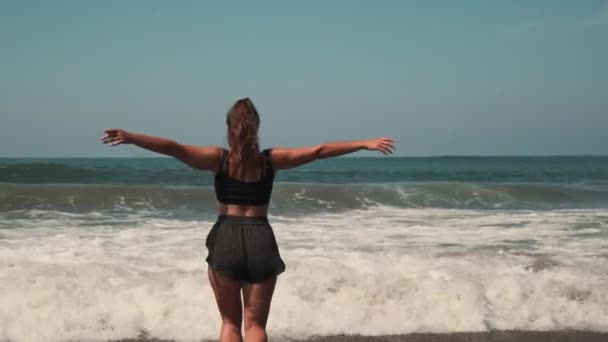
[{"x1": 100, "y1": 98, "x2": 395, "y2": 342}]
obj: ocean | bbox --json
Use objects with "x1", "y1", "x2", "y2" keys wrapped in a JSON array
[{"x1": 1, "y1": 156, "x2": 607, "y2": 341}]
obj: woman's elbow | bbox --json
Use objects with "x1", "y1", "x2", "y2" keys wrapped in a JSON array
[
  {"x1": 169, "y1": 142, "x2": 186, "y2": 158},
  {"x1": 313, "y1": 144, "x2": 326, "y2": 159}
]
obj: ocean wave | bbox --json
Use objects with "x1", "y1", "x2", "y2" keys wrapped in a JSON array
[
  {"x1": 2, "y1": 156, "x2": 608, "y2": 186},
  {"x1": 2, "y1": 182, "x2": 608, "y2": 217}
]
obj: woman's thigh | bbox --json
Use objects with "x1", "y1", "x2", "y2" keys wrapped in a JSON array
[
  {"x1": 242, "y1": 276, "x2": 277, "y2": 328},
  {"x1": 208, "y1": 267, "x2": 243, "y2": 325}
]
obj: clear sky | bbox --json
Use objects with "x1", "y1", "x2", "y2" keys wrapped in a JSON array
[{"x1": 1, "y1": 0, "x2": 607, "y2": 157}]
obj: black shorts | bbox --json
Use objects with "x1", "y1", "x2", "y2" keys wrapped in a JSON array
[{"x1": 205, "y1": 215, "x2": 286, "y2": 284}]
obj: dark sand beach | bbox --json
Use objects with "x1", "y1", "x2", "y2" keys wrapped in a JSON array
[{"x1": 111, "y1": 330, "x2": 608, "y2": 342}]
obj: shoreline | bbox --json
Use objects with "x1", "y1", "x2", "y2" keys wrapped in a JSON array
[{"x1": 111, "y1": 330, "x2": 608, "y2": 342}]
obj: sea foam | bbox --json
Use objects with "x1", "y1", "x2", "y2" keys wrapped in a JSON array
[{"x1": 1, "y1": 207, "x2": 607, "y2": 341}]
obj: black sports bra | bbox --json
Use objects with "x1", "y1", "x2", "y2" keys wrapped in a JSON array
[{"x1": 214, "y1": 149, "x2": 275, "y2": 206}]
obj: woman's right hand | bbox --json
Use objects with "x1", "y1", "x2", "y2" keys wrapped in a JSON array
[
  {"x1": 363, "y1": 137, "x2": 396, "y2": 155},
  {"x1": 100, "y1": 129, "x2": 134, "y2": 146}
]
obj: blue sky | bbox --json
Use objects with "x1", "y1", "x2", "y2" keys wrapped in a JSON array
[{"x1": 1, "y1": 0, "x2": 607, "y2": 157}]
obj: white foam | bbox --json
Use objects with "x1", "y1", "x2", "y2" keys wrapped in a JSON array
[{"x1": 1, "y1": 208, "x2": 607, "y2": 341}]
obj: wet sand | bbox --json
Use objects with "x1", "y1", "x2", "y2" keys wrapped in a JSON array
[{"x1": 111, "y1": 330, "x2": 608, "y2": 342}]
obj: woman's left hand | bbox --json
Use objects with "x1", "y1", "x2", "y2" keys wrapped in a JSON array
[{"x1": 100, "y1": 129, "x2": 133, "y2": 146}]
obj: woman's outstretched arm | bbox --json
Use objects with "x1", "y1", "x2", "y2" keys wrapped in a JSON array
[
  {"x1": 270, "y1": 137, "x2": 395, "y2": 170},
  {"x1": 100, "y1": 129, "x2": 222, "y2": 171}
]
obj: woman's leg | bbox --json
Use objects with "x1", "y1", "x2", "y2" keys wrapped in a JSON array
[
  {"x1": 242, "y1": 276, "x2": 277, "y2": 342},
  {"x1": 208, "y1": 267, "x2": 244, "y2": 342}
]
